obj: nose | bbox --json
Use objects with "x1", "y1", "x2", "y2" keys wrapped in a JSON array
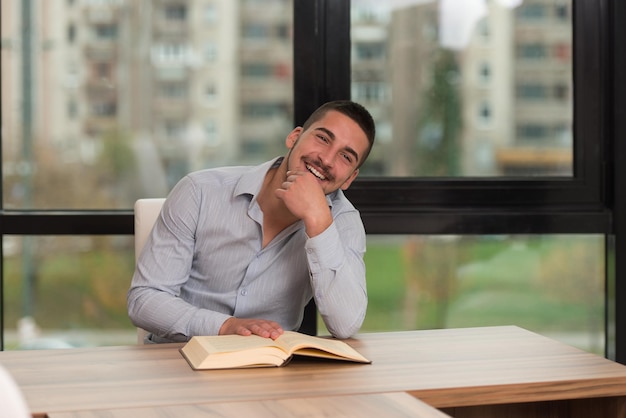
[{"x1": 318, "y1": 148, "x2": 335, "y2": 168}]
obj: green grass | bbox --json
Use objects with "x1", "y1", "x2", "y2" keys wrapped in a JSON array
[{"x1": 359, "y1": 236, "x2": 604, "y2": 339}]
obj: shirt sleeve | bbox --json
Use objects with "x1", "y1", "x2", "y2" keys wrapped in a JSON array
[
  {"x1": 127, "y1": 176, "x2": 231, "y2": 342},
  {"x1": 304, "y1": 209, "x2": 368, "y2": 339}
]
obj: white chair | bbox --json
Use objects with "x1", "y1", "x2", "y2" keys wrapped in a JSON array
[
  {"x1": 134, "y1": 198, "x2": 166, "y2": 344},
  {"x1": 0, "y1": 364, "x2": 30, "y2": 418}
]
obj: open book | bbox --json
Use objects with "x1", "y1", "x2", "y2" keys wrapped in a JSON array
[{"x1": 180, "y1": 331, "x2": 371, "y2": 370}]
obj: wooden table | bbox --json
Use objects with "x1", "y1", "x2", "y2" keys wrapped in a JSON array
[
  {"x1": 1, "y1": 326, "x2": 626, "y2": 418},
  {"x1": 46, "y1": 392, "x2": 451, "y2": 418}
]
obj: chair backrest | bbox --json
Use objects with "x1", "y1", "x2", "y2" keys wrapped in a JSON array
[
  {"x1": 0, "y1": 365, "x2": 30, "y2": 418},
  {"x1": 133, "y1": 198, "x2": 166, "y2": 344},
  {"x1": 134, "y1": 198, "x2": 167, "y2": 262}
]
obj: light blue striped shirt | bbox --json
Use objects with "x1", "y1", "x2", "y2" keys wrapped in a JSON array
[{"x1": 127, "y1": 158, "x2": 367, "y2": 342}]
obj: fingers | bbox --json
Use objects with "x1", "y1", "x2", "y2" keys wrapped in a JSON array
[
  {"x1": 220, "y1": 318, "x2": 284, "y2": 340},
  {"x1": 241, "y1": 323, "x2": 284, "y2": 339},
  {"x1": 281, "y1": 171, "x2": 301, "y2": 188}
]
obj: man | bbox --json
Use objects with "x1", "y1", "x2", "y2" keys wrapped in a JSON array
[{"x1": 128, "y1": 100, "x2": 376, "y2": 343}]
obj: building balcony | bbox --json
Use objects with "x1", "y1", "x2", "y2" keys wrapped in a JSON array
[
  {"x1": 83, "y1": 6, "x2": 122, "y2": 24},
  {"x1": 84, "y1": 44, "x2": 117, "y2": 62},
  {"x1": 84, "y1": 116, "x2": 118, "y2": 136},
  {"x1": 153, "y1": 19, "x2": 188, "y2": 37}
]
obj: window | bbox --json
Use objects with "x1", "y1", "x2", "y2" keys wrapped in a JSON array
[
  {"x1": 517, "y1": 83, "x2": 547, "y2": 99},
  {"x1": 95, "y1": 24, "x2": 117, "y2": 40},
  {"x1": 151, "y1": 44, "x2": 193, "y2": 65},
  {"x1": 517, "y1": 4, "x2": 546, "y2": 20},
  {"x1": 67, "y1": 24, "x2": 76, "y2": 43},
  {"x1": 517, "y1": 123, "x2": 549, "y2": 140},
  {"x1": 204, "y1": 43, "x2": 218, "y2": 63},
  {"x1": 67, "y1": 100, "x2": 78, "y2": 119},
  {"x1": 478, "y1": 62, "x2": 491, "y2": 85},
  {"x1": 355, "y1": 43, "x2": 385, "y2": 60},
  {"x1": 92, "y1": 102, "x2": 116, "y2": 117},
  {"x1": 242, "y1": 24, "x2": 268, "y2": 40},
  {"x1": 343, "y1": 234, "x2": 605, "y2": 355},
  {"x1": 242, "y1": 63, "x2": 272, "y2": 78},
  {"x1": 165, "y1": 4, "x2": 187, "y2": 21},
  {"x1": 2, "y1": 0, "x2": 625, "y2": 364},
  {"x1": 204, "y1": 84, "x2": 218, "y2": 103},
  {"x1": 204, "y1": 4, "x2": 218, "y2": 24},
  {"x1": 160, "y1": 82, "x2": 188, "y2": 99},
  {"x1": 352, "y1": 82, "x2": 387, "y2": 102},
  {"x1": 518, "y1": 43, "x2": 547, "y2": 59},
  {"x1": 204, "y1": 119, "x2": 219, "y2": 146},
  {"x1": 555, "y1": 3, "x2": 569, "y2": 20},
  {"x1": 478, "y1": 102, "x2": 492, "y2": 127}
]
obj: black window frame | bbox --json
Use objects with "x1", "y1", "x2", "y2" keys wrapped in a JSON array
[{"x1": 2, "y1": 0, "x2": 625, "y2": 365}]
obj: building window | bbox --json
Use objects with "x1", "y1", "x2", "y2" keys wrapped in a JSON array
[
  {"x1": 555, "y1": 4, "x2": 569, "y2": 20},
  {"x1": 95, "y1": 24, "x2": 117, "y2": 40},
  {"x1": 517, "y1": 4, "x2": 546, "y2": 20},
  {"x1": 478, "y1": 102, "x2": 492, "y2": 127},
  {"x1": 477, "y1": 19, "x2": 490, "y2": 42},
  {"x1": 204, "y1": 4, "x2": 218, "y2": 24},
  {"x1": 164, "y1": 120, "x2": 186, "y2": 140},
  {"x1": 151, "y1": 44, "x2": 193, "y2": 65},
  {"x1": 242, "y1": 63, "x2": 272, "y2": 78},
  {"x1": 205, "y1": 119, "x2": 219, "y2": 146},
  {"x1": 242, "y1": 24, "x2": 268, "y2": 40},
  {"x1": 554, "y1": 83, "x2": 569, "y2": 101},
  {"x1": 276, "y1": 24, "x2": 290, "y2": 40},
  {"x1": 518, "y1": 43, "x2": 547, "y2": 60},
  {"x1": 204, "y1": 43, "x2": 218, "y2": 63},
  {"x1": 478, "y1": 62, "x2": 491, "y2": 85},
  {"x1": 165, "y1": 4, "x2": 187, "y2": 21},
  {"x1": 204, "y1": 84, "x2": 218, "y2": 103},
  {"x1": 67, "y1": 100, "x2": 78, "y2": 119},
  {"x1": 517, "y1": 83, "x2": 547, "y2": 100},
  {"x1": 242, "y1": 102, "x2": 285, "y2": 118},
  {"x1": 67, "y1": 24, "x2": 76, "y2": 43},
  {"x1": 355, "y1": 43, "x2": 385, "y2": 60},
  {"x1": 92, "y1": 102, "x2": 116, "y2": 117},
  {"x1": 517, "y1": 123, "x2": 549, "y2": 140},
  {"x1": 160, "y1": 82, "x2": 188, "y2": 99},
  {"x1": 352, "y1": 82, "x2": 386, "y2": 102}
]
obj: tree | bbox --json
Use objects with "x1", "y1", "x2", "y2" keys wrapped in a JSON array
[{"x1": 416, "y1": 49, "x2": 462, "y2": 176}]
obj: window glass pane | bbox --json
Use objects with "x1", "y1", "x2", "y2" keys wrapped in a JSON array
[
  {"x1": 352, "y1": 0, "x2": 573, "y2": 177},
  {"x1": 3, "y1": 236, "x2": 137, "y2": 349},
  {"x1": 1, "y1": 0, "x2": 293, "y2": 209},
  {"x1": 331, "y1": 234, "x2": 604, "y2": 355}
]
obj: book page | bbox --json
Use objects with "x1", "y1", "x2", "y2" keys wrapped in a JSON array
[
  {"x1": 195, "y1": 334, "x2": 286, "y2": 355},
  {"x1": 276, "y1": 332, "x2": 370, "y2": 363}
]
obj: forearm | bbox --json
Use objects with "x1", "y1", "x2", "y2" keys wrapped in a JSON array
[
  {"x1": 127, "y1": 284, "x2": 231, "y2": 341},
  {"x1": 306, "y1": 220, "x2": 368, "y2": 339}
]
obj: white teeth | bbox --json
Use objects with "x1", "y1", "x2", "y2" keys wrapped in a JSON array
[{"x1": 306, "y1": 164, "x2": 326, "y2": 180}]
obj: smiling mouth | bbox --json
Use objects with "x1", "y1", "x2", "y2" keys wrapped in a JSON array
[{"x1": 306, "y1": 163, "x2": 327, "y2": 181}]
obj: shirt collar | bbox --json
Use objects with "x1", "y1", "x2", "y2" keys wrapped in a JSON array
[{"x1": 234, "y1": 157, "x2": 282, "y2": 198}]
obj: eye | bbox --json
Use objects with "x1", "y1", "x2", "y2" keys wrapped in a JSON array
[
  {"x1": 317, "y1": 134, "x2": 329, "y2": 143},
  {"x1": 341, "y1": 152, "x2": 353, "y2": 164}
]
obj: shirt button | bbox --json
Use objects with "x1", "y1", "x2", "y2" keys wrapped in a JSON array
[{"x1": 241, "y1": 289, "x2": 248, "y2": 296}]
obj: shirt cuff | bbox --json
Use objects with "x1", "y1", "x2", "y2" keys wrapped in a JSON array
[{"x1": 304, "y1": 222, "x2": 344, "y2": 274}]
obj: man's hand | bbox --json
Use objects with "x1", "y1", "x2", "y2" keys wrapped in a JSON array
[
  {"x1": 275, "y1": 170, "x2": 332, "y2": 237},
  {"x1": 219, "y1": 317, "x2": 284, "y2": 340}
]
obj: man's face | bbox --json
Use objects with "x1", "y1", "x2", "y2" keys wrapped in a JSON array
[{"x1": 285, "y1": 110, "x2": 370, "y2": 195}]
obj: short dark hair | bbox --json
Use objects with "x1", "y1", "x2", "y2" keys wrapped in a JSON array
[{"x1": 302, "y1": 100, "x2": 376, "y2": 167}]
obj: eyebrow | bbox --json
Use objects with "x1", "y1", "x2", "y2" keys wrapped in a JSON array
[{"x1": 315, "y1": 127, "x2": 360, "y2": 163}]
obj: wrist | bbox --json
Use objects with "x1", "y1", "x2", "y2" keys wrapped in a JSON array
[{"x1": 304, "y1": 212, "x2": 332, "y2": 237}]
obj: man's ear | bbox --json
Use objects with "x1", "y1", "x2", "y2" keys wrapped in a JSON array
[
  {"x1": 340, "y1": 169, "x2": 359, "y2": 191},
  {"x1": 285, "y1": 127, "x2": 303, "y2": 149}
]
